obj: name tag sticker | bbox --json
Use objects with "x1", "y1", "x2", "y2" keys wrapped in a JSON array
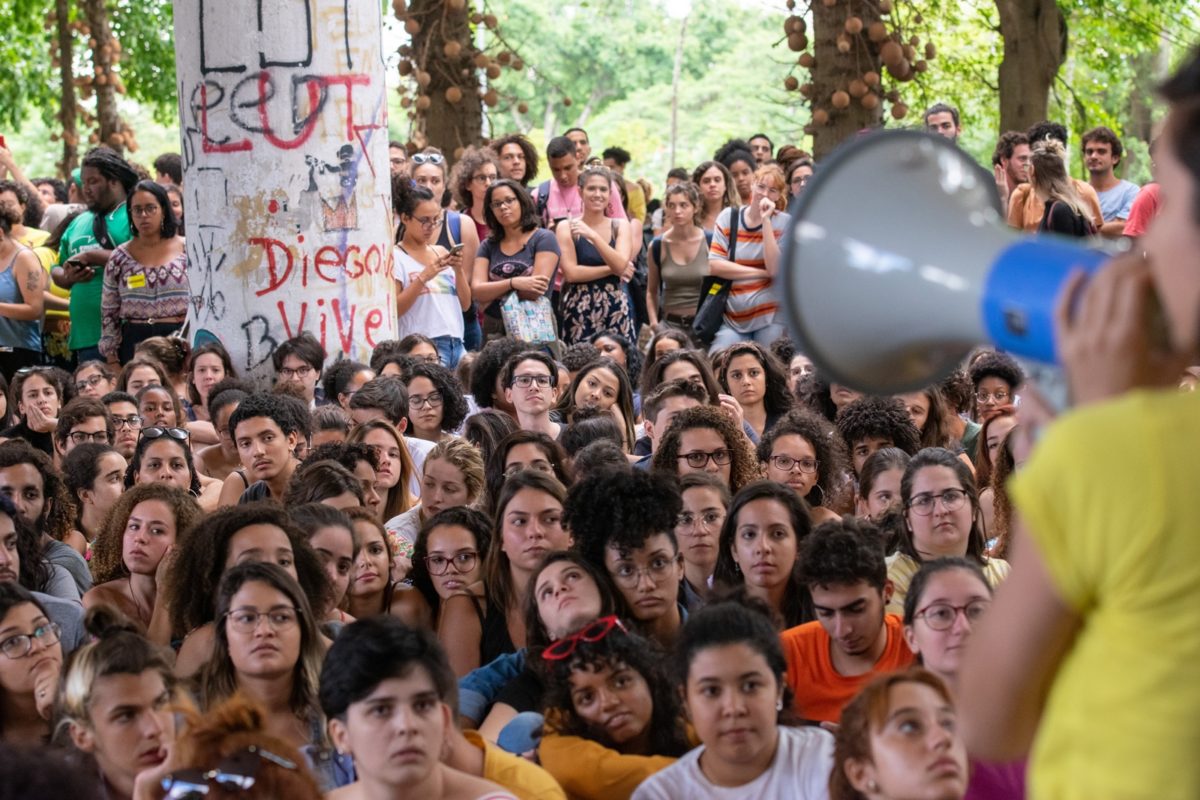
[{"x1": 126, "y1": 273, "x2": 147, "y2": 289}]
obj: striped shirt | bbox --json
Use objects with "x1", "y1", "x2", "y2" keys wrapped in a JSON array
[
  {"x1": 99, "y1": 243, "x2": 190, "y2": 359},
  {"x1": 709, "y1": 206, "x2": 789, "y2": 333}
]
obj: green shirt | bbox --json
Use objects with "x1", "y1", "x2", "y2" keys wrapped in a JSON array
[{"x1": 57, "y1": 204, "x2": 132, "y2": 350}]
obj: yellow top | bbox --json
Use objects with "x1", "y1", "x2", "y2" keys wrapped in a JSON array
[
  {"x1": 1010, "y1": 389, "x2": 1200, "y2": 800},
  {"x1": 463, "y1": 730, "x2": 565, "y2": 800},
  {"x1": 538, "y1": 729, "x2": 676, "y2": 800},
  {"x1": 885, "y1": 552, "x2": 1010, "y2": 616}
]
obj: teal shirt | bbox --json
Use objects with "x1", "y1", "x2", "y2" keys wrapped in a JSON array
[{"x1": 58, "y1": 204, "x2": 132, "y2": 350}]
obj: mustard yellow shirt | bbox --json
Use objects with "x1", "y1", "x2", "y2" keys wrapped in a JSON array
[
  {"x1": 1010, "y1": 389, "x2": 1200, "y2": 800},
  {"x1": 538, "y1": 730, "x2": 676, "y2": 800},
  {"x1": 464, "y1": 730, "x2": 565, "y2": 800}
]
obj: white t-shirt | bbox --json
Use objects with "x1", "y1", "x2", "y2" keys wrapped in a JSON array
[
  {"x1": 632, "y1": 725, "x2": 834, "y2": 800},
  {"x1": 385, "y1": 504, "x2": 423, "y2": 552},
  {"x1": 406, "y1": 435, "x2": 435, "y2": 499},
  {"x1": 393, "y1": 246, "x2": 465, "y2": 340}
]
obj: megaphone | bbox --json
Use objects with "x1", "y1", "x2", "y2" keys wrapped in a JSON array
[{"x1": 779, "y1": 130, "x2": 1112, "y2": 395}]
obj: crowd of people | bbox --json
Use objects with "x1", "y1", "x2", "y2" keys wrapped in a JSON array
[{"x1": 0, "y1": 44, "x2": 1195, "y2": 800}]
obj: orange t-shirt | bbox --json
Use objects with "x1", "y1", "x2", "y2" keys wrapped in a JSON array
[{"x1": 781, "y1": 614, "x2": 914, "y2": 723}]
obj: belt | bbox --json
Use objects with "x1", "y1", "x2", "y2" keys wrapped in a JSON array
[
  {"x1": 123, "y1": 316, "x2": 186, "y2": 326},
  {"x1": 664, "y1": 313, "x2": 696, "y2": 326}
]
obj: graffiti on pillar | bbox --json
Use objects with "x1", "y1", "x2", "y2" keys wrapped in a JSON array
[{"x1": 176, "y1": 0, "x2": 394, "y2": 375}]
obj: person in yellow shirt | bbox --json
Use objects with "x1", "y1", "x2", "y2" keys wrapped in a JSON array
[{"x1": 960, "y1": 49, "x2": 1200, "y2": 800}]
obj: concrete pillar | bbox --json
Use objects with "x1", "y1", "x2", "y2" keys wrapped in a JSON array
[{"x1": 174, "y1": 0, "x2": 395, "y2": 375}]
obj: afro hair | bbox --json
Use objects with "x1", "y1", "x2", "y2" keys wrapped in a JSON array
[
  {"x1": 563, "y1": 468, "x2": 682, "y2": 572},
  {"x1": 835, "y1": 396, "x2": 922, "y2": 456}
]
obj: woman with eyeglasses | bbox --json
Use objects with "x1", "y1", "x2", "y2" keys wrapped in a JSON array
[
  {"x1": 471, "y1": 179, "x2": 561, "y2": 338},
  {"x1": 651, "y1": 404, "x2": 759, "y2": 494},
  {"x1": 674, "y1": 474, "x2": 729, "y2": 612},
  {"x1": 632, "y1": 601, "x2": 836, "y2": 799},
  {"x1": 786, "y1": 158, "x2": 814, "y2": 199},
  {"x1": 712, "y1": 481, "x2": 813, "y2": 629},
  {"x1": 98, "y1": 180, "x2": 188, "y2": 363},
  {"x1": 197, "y1": 561, "x2": 328, "y2": 753},
  {"x1": 392, "y1": 177, "x2": 471, "y2": 370},
  {"x1": 403, "y1": 360, "x2": 469, "y2": 444},
  {"x1": 556, "y1": 166, "x2": 637, "y2": 346},
  {"x1": 758, "y1": 409, "x2": 846, "y2": 525},
  {"x1": 451, "y1": 145, "x2": 502, "y2": 244},
  {"x1": 2, "y1": 366, "x2": 63, "y2": 456},
  {"x1": 442, "y1": 470, "x2": 571, "y2": 677},
  {"x1": 538, "y1": 619, "x2": 691, "y2": 800},
  {"x1": 73, "y1": 360, "x2": 116, "y2": 399},
  {"x1": 58, "y1": 605, "x2": 181, "y2": 800},
  {"x1": 62, "y1": 442, "x2": 127, "y2": 552},
  {"x1": 0, "y1": 582, "x2": 63, "y2": 745},
  {"x1": 385, "y1": 437, "x2": 484, "y2": 565},
  {"x1": 83, "y1": 483, "x2": 202, "y2": 644},
  {"x1": 887, "y1": 448, "x2": 1010, "y2": 616},
  {"x1": 407, "y1": 506, "x2": 490, "y2": 634},
  {"x1": 967, "y1": 351, "x2": 1023, "y2": 423}
]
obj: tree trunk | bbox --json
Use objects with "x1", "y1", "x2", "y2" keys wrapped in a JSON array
[
  {"x1": 810, "y1": 0, "x2": 884, "y2": 160},
  {"x1": 54, "y1": 0, "x2": 78, "y2": 175},
  {"x1": 995, "y1": 0, "x2": 1066, "y2": 134},
  {"x1": 81, "y1": 0, "x2": 132, "y2": 152},
  {"x1": 409, "y1": 0, "x2": 482, "y2": 166}
]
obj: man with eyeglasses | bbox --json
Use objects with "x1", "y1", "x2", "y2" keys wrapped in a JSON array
[
  {"x1": 563, "y1": 468, "x2": 687, "y2": 649},
  {"x1": 51, "y1": 397, "x2": 114, "y2": 467},
  {"x1": 388, "y1": 140, "x2": 410, "y2": 179},
  {"x1": 782, "y1": 519, "x2": 913, "y2": 724},
  {"x1": 500, "y1": 351, "x2": 562, "y2": 441},
  {"x1": 101, "y1": 390, "x2": 142, "y2": 459},
  {"x1": 634, "y1": 379, "x2": 707, "y2": 471},
  {"x1": 271, "y1": 332, "x2": 326, "y2": 408}
]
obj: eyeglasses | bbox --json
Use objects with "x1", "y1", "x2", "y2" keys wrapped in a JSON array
[
  {"x1": 611, "y1": 554, "x2": 681, "y2": 588},
  {"x1": 512, "y1": 374, "x2": 553, "y2": 389},
  {"x1": 472, "y1": 173, "x2": 498, "y2": 184},
  {"x1": 113, "y1": 414, "x2": 144, "y2": 430},
  {"x1": 915, "y1": 600, "x2": 991, "y2": 631},
  {"x1": 504, "y1": 460, "x2": 554, "y2": 478},
  {"x1": 278, "y1": 365, "x2": 313, "y2": 380},
  {"x1": 678, "y1": 449, "x2": 733, "y2": 469},
  {"x1": 131, "y1": 204, "x2": 161, "y2": 217},
  {"x1": 543, "y1": 616, "x2": 627, "y2": 661},
  {"x1": 224, "y1": 607, "x2": 299, "y2": 635},
  {"x1": 906, "y1": 488, "x2": 968, "y2": 516},
  {"x1": 75, "y1": 374, "x2": 110, "y2": 392},
  {"x1": 69, "y1": 430, "x2": 110, "y2": 444},
  {"x1": 409, "y1": 391, "x2": 444, "y2": 409},
  {"x1": 769, "y1": 454, "x2": 818, "y2": 474},
  {"x1": 140, "y1": 426, "x2": 189, "y2": 442},
  {"x1": 754, "y1": 183, "x2": 781, "y2": 196},
  {"x1": 677, "y1": 510, "x2": 725, "y2": 531},
  {"x1": 161, "y1": 745, "x2": 298, "y2": 799},
  {"x1": 975, "y1": 390, "x2": 1010, "y2": 403},
  {"x1": 413, "y1": 214, "x2": 443, "y2": 229},
  {"x1": 411, "y1": 153, "x2": 445, "y2": 165},
  {"x1": 0, "y1": 622, "x2": 61, "y2": 659},
  {"x1": 424, "y1": 551, "x2": 479, "y2": 576},
  {"x1": 490, "y1": 196, "x2": 519, "y2": 210}
]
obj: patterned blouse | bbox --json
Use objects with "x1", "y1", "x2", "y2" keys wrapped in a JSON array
[{"x1": 99, "y1": 243, "x2": 190, "y2": 359}]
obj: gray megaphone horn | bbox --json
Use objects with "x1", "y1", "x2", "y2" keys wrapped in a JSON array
[{"x1": 779, "y1": 130, "x2": 1118, "y2": 398}]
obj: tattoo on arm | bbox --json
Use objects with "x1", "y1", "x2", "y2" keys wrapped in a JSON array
[{"x1": 24, "y1": 267, "x2": 40, "y2": 293}]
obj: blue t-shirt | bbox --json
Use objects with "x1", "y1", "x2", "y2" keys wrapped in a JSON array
[{"x1": 1097, "y1": 180, "x2": 1140, "y2": 222}]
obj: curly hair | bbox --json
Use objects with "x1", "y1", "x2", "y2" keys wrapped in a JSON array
[
  {"x1": 0, "y1": 439, "x2": 73, "y2": 543},
  {"x1": 712, "y1": 481, "x2": 813, "y2": 628},
  {"x1": 561, "y1": 342, "x2": 601, "y2": 374},
  {"x1": 450, "y1": 145, "x2": 503, "y2": 209},
  {"x1": 639, "y1": 348, "x2": 721, "y2": 403},
  {"x1": 968, "y1": 351, "x2": 1024, "y2": 393},
  {"x1": 489, "y1": 133, "x2": 540, "y2": 186},
  {"x1": 938, "y1": 367, "x2": 973, "y2": 415},
  {"x1": 560, "y1": 407, "x2": 623, "y2": 458},
  {"x1": 835, "y1": 396, "x2": 922, "y2": 463},
  {"x1": 89, "y1": 483, "x2": 202, "y2": 585},
  {"x1": 797, "y1": 515, "x2": 888, "y2": 590},
  {"x1": 470, "y1": 337, "x2": 526, "y2": 409},
  {"x1": 755, "y1": 409, "x2": 846, "y2": 507},
  {"x1": 402, "y1": 361, "x2": 469, "y2": 435},
  {"x1": 988, "y1": 427, "x2": 1018, "y2": 560},
  {"x1": 563, "y1": 469, "x2": 681, "y2": 573},
  {"x1": 830, "y1": 669, "x2": 955, "y2": 800},
  {"x1": 768, "y1": 335, "x2": 795, "y2": 366},
  {"x1": 164, "y1": 502, "x2": 330, "y2": 635},
  {"x1": 651, "y1": 405, "x2": 760, "y2": 493},
  {"x1": 542, "y1": 624, "x2": 691, "y2": 757},
  {"x1": 718, "y1": 342, "x2": 793, "y2": 420},
  {"x1": 0, "y1": 494, "x2": 50, "y2": 594}
]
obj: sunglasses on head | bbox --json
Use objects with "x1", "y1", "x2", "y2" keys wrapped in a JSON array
[
  {"x1": 140, "y1": 426, "x2": 189, "y2": 442},
  {"x1": 161, "y1": 745, "x2": 297, "y2": 798},
  {"x1": 411, "y1": 153, "x2": 445, "y2": 165},
  {"x1": 543, "y1": 615, "x2": 627, "y2": 661},
  {"x1": 14, "y1": 365, "x2": 54, "y2": 376}
]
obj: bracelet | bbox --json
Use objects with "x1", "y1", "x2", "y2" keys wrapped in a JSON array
[{"x1": 509, "y1": 277, "x2": 515, "y2": 291}]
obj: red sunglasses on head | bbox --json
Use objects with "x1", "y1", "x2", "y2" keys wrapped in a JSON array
[{"x1": 542, "y1": 615, "x2": 627, "y2": 662}]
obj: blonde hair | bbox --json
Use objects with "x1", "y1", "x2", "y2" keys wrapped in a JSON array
[
  {"x1": 754, "y1": 163, "x2": 788, "y2": 211},
  {"x1": 1029, "y1": 140, "x2": 1090, "y2": 221},
  {"x1": 424, "y1": 437, "x2": 485, "y2": 505}
]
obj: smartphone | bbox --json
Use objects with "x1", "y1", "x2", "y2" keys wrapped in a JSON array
[{"x1": 448, "y1": 243, "x2": 465, "y2": 256}]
